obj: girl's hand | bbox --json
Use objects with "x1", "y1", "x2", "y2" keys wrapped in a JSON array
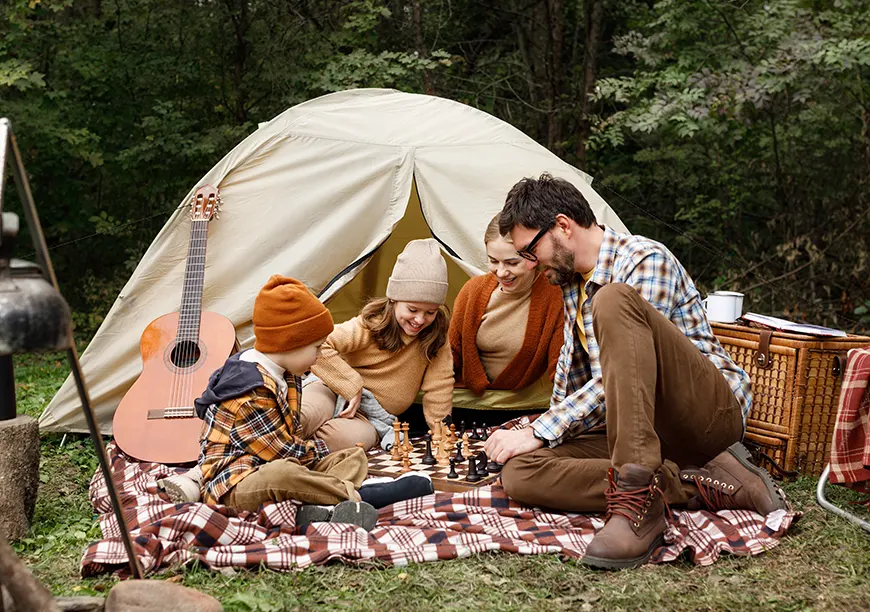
[{"x1": 338, "y1": 390, "x2": 362, "y2": 419}]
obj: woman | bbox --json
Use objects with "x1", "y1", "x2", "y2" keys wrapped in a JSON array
[{"x1": 450, "y1": 214, "x2": 564, "y2": 397}]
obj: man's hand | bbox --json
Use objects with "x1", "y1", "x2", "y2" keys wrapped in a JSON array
[
  {"x1": 484, "y1": 427, "x2": 543, "y2": 464},
  {"x1": 338, "y1": 390, "x2": 362, "y2": 419}
]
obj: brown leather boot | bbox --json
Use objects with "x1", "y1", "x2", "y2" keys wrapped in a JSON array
[
  {"x1": 680, "y1": 442, "x2": 789, "y2": 515},
  {"x1": 581, "y1": 464, "x2": 667, "y2": 570}
]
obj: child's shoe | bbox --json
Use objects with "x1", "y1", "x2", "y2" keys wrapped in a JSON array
[
  {"x1": 358, "y1": 471, "x2": 434, "y2": 508},
  {"x1": 330, "y1": 500, "x2": 379, "y2": 531},
  {"x1": 295, "y1": 504, "x2": 334, "y2": 529},
  {"x1": 296, "y1": 501, "x2": 379, "y2": 532},
  {"x1": 157, "y1": 465, "x2": 203, "y2": 504}
]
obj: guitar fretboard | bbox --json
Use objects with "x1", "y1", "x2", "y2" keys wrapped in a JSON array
[{"x1": 176, "y1": 219, "x2": 209, "y2": 343}]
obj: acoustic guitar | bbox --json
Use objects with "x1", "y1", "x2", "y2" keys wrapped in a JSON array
[{"x1": 113, "y1": 185, "x2": 237, "y2": 464}]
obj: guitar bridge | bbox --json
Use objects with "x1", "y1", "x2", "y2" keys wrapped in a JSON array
[{"x1": 147, "y1": 407, "x2": 196, "y2": 420}]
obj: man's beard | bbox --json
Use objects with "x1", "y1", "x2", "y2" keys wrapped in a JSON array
[{"x1": 545, "y1": 238, "x2": 575, "y2": 286}]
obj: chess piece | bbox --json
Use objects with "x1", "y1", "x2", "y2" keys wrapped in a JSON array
[
  {"x1": 454, "y1": 440, "x2": 465, "y2": 463},
  {"x1": 402, "y1": 422, "x2": 413, "y2": 453},
  {"x1": 459, "y1": 420, "x2": 466, "y2": 436},
  {"x1": 477, "y1": 452, "x2": 488, "y2": 474},
  {"x1": 391, "y1": 421, "x2": 402, "y2": 460},
  {"x1": 448, "y1": 423, "x2": 458, "y2": 443},
  {"x1": 486, "y1": 458, "x2": 504, "y2": 473},
  {"x1": 461, "y1": 432, "x2": 470, "y2": 457},
  {"x1": 432, "y1": 428, "x2": 443, "y2": 461},
  {"x1": 437, "y1": 434, "x2": 451, "y2": 466},
  {"x1": 447, "y1": 458, "x2": 459, "y2": 479},
  {"x1": 479, "y1": 423, "x2": 489, "y2": 441},
  {"x1": 421, "y1": 433, "x2": 436, "y2": 465},
  {"x1": 400, "y1": 451, "x2": 412, "y2": 474},
  {"x1": 466, "y1": 456, "x2": 482, "y2": 482},
  {"x1": 469, "y1": 421, "x2": 479, "y2": 440}
]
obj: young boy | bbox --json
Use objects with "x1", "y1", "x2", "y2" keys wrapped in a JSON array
[{"x1": 160, "y1": 275, "x2": 433, "y2": 530}]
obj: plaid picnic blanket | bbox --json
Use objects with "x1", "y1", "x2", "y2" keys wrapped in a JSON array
[
  {"x1": 829, "y1": 347, "x2": 870, "y2": 493},
  {"x1": 81, "y1": 443, "x2": 799, "y2": 576}
]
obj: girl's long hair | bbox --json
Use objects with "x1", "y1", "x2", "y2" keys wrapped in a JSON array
[{"x1": 360, "y1": 297, "x2": 450, "y2": 361}]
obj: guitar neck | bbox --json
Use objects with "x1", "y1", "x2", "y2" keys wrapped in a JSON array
[{"x1": 176, "y1": 219, "x2": 209, "y2": 342}]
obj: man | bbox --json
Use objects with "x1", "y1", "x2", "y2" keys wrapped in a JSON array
[{"x1": 484, "y1": 173, "x2": 787, "y2": 570}]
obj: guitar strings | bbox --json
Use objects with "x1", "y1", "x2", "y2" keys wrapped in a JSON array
[
  {"x1": 168, "y1": 196, "x2": 210, "y2": 417},
  {"x1": 183, "y1": 214, "x2": 208, "y2": 414}
]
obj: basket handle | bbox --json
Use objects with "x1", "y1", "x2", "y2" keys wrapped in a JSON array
[
  {"x1": 833, "y1": 352, "x2": 848, "y2": 377},
  {"x1": 755, "y1": 329, "x2": 774, "y2": 369}
]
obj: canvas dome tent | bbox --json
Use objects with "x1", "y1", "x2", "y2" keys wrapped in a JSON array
[{"x1": 40, "y1": 88, "x2": 628, "y2": 434}]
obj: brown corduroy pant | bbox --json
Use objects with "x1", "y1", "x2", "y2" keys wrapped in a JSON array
[
  {"x1": 501, "y1": 283, "x2": 743, "y2": 512},
  {"x1": 224, "y1": 448, "x2": 368, "y2": 512}
]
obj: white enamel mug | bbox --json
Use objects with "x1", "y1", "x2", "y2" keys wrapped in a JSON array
[{"x1": 702, "y1": 291, "x2": 744, "y2": 323}]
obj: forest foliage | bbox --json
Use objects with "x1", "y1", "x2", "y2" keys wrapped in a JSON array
[{"x1": 2, "y1": 0, "x2": 870, "y2": 333}]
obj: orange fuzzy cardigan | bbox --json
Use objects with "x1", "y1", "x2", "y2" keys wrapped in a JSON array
[{"x1": 449, "y1": 273, "x2": 564, "y2": 395}]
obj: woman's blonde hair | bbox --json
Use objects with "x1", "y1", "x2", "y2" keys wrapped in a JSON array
[
  {"x1": 360, "y1": 297, "x2": 450, "y2": 360},
  {"x1": 484, "y1": 213, "x2": 513, "y2": 245}
]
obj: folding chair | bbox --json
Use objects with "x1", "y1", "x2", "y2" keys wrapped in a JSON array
[
  {"x1": 816, "y1": 464, "x2": 870, "y2": 533},
  {"x1": 816, "y1": 347, "x2": 870, "y2": 534}
]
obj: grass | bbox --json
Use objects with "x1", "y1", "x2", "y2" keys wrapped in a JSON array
[{"x1": 10, "y1": 352, "x2": 870, "y2": 611}]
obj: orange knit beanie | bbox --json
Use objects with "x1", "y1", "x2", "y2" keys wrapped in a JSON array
[{"x1": 253, "y1": 275, "x2": 334, "y2": 353}]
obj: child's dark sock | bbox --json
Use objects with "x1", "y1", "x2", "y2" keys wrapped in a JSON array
[{"x1": 358, "y1": 472, "x2": 434, "y2": 509}]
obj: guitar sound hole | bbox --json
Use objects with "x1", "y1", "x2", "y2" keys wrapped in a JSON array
[{"x1": 170, "y1": 341, "x2": 201, "y2": 368}]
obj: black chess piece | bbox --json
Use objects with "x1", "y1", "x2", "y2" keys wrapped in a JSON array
[
  {"x1": 479, "y1": 423, "x2": 489, "y2": 441},
  {"x1": 469, "y1": 421, "x2": 480, "y2": 440},
  {"x1": 454, "y1": 441, "x2": 465, "y2": 463},
  {"x1": 466, "y1": 456, "x2": 482, "y2": 482},
  {"x1": 459, "y1": 420, "x2": 466, "y2": 436},
  {"x1": 421, "y1": 434, "x2": 436, "y2": 465},
  {"x1": 447, "y1": 458, "x2": 459, "y2": 479},
  {"x1": 486, "y1": 459, "x2": 503, "y2": 473},
  {"x1": 476, "y1": 452, "x2": 488, "y2": 474}
]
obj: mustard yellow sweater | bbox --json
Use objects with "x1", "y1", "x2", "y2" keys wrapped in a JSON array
[{"x1": 310, "y1": 316, "x2": 453, "y2": 430}]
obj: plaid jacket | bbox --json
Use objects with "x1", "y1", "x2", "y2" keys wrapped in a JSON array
[
  {"x1": 199, "y1": 365, "x2": 329, "y2": 504},
  {"x1": 532, "y1": 226, "x2": 753, "y2": 445}
]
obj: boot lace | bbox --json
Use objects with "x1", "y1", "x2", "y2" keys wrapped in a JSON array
[
  {"x1": 604, "y1": 468, "x2": 670, "y2": 528},
  {"x1": 685, "y1": 473, "x2": 739, "y2": 511}
]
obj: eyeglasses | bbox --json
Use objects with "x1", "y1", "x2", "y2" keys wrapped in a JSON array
[{"x1": 517, "y1": 225, "x2": 553, "y2": 262}]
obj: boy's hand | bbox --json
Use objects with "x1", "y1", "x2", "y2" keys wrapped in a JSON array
[{"x1": 338, "y1": 390, "x2": 362, "y2": 419}]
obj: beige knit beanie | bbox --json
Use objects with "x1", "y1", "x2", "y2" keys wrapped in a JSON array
[{"x1": 386, "y1": 239, "x2": 449, "y2": 305}]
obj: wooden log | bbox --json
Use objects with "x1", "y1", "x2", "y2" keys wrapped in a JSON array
[{"x1": 0, "y1": 528, "x2": 59, "y2": 612}]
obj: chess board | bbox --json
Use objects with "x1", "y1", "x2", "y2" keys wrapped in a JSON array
[{"x1": 365, "y1": 435, "x2": 500, "y2": 492}]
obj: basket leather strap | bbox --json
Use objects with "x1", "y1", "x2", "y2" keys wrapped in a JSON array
[{"x1": 755, "y1": 329, "x2": 774, "y2": 369}]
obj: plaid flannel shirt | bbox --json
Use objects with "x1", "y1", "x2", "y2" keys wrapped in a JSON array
[
  {"x1": 532, "y1": 226, "x2": 752, "y2": 446},
  {"x1": 199, "y1": 366, "x2": 329, "y2": 504}
]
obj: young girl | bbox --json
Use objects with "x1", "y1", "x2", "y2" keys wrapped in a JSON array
[
  {"x1": 300, "y1": 239, "x2": 454, "y2": 451},
  {"x1": 450, "y1": 213, "x2": 563, "y2": 396}
]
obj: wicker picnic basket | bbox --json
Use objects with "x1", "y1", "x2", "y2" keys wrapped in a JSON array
[{"x1": 711, "y1": 322, "x2": 870, "y2": 476}]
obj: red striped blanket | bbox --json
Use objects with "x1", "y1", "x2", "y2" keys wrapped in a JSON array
[{"x1": 81, "y1": 444, "x2": 799, "y2": 576}]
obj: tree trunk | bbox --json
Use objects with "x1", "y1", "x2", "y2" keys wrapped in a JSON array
[
  {"x1": 411, "y1": 0, "x2": 434, "y2": 94},
  {"x1": 575, "y1": 0, "x2": 604, "y2": 166},
  {"x1": 224, "y1": 0, "x2": 250, "y2": 124},
  {"x1": 545, "y1": 0, "x2": 565, "y2": 151}
]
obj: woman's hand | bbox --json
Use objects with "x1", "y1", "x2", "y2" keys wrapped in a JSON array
[{"x1": 338, "y1": 390, "x2": 362, "y2": 419}]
